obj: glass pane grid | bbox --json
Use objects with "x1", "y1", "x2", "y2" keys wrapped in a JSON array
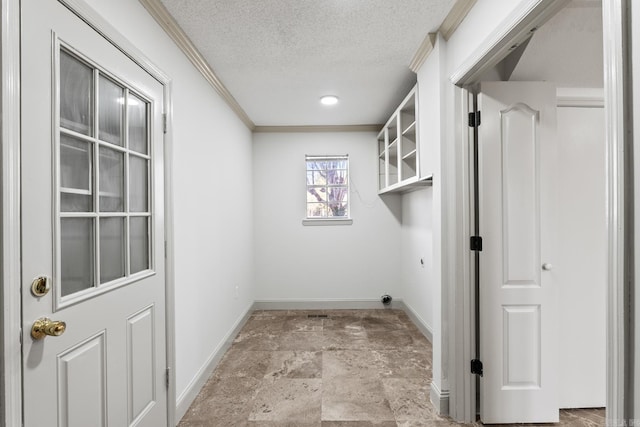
[
  {"x1": 57, "y1": 48, "x2": 153, "y2": 299},
  {"x1": 305, "y1": 157, "x2": 349, "y2": 219}
]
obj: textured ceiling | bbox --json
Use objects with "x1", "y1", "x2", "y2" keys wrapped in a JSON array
[{"x1": 158, "y1": 0, "x2": 457, "y2": 126}]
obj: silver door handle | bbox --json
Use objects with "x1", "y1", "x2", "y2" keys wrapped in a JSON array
[{"x1": 542, "y1": 263, "x2": 553, "y2": 271}]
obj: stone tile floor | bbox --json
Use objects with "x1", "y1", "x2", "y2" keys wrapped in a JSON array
[{"x1": 179, "y1": 309, "x2": 605, "y2": 426}]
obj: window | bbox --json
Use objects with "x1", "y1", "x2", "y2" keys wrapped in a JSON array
[
  {"x1": 57, "y1": 47, "x2": 152, "y2": 302},
  {"x1": 305, "y1": 155, "x2": 349, "y2": 219}
]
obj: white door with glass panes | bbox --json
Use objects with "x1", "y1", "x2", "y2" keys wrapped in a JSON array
[{"x1": 21, "y1": 0, "x2": 168, "y2": 426}]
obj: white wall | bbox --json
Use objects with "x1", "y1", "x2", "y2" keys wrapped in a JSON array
[
  {"x1": 556, "y1": 106, "x2": 606, "y2": 408},
  {"x1": 252, "y1": 131, "x2": 401, "y2": 303},
  {"x1": 81, "y1": 0, "x2": 255, "y2": 416},
  {"x1": 413, "y1": 33, "x2": 450, "y2": 410},
  {"x1": 400, "y1": 189, "x2": 433, "y2": 333},
  {"x1": 509, "y1": 3, "x2": 603, "y2": 87}
]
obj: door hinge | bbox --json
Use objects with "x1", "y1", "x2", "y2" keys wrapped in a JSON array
[
  {"x1": 468, "y1": 111, "x2": 481, "y2": 127},
  {"x1": 162, "y1": 113, "x2": 168, "y2": 134},
  {"x1": 471, "y1": 359, "x2": 483, "y2": 376},
  {"x1": 166, "y1": 367, "x2": 171, "y2": 388},
  {"x1": 470, "y1": 236, "x2": 483, "y2": 251}
]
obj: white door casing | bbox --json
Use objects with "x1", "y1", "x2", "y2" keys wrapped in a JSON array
[
  {"x1": 478, "y1": 81, "x2": 558, "y2": 423},
  {"x1": 21, "y1": 0, "x2": 168, "y2": 426}
]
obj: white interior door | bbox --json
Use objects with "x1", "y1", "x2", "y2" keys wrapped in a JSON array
[
  {"x1": 21, "y1": 0, "x2": 167, "y2": 426},
  {"x1": 478, "y1": 81, "x2": 558, "y2": 423}
]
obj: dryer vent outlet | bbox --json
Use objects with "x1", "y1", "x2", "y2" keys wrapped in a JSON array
[{"x1": 381, "y1": 294, "x2": 392, "y2": 305}]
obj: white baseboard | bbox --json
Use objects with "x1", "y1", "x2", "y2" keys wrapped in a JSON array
[
  {"x1": 175, "y1": 302, "x2": 255, "y2": 423},
  {"x1": 396, "y1": 300, "x2": 433, "y2": 343},
  {"x1": 253, "y1": 298, "x2": 392, "y2": 310},
  {"x1": 430, "y1": 381, "x2": 450, "y2": 416}
]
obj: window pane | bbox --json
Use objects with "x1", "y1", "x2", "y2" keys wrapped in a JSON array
[
  {"x1": 307, "y1": 186, "x2": 327, "y2": 203},
  {"x1": 311, "y1": 171, "x2": 326, "y2": 186},
  {"x1": 328, "y1": 202, "x2": 348, "y2": 217},
  {"x1": 130, "y1": 217, "x2": 149, "y2": 274},
  {"x1": 128, "y1": 94, "x2": 148, "y2": 154},
  {"x1": 327, "y1": 169, "x2": 347, "y2": 185},
  {"x1": 61, "y1": 218, "x2": 94, "y2": 296},
  {"x1": 60, "y1": 51, "x2": 93, "y2": 135},
  {"x1": 100, "y1": 217, "x2": 125, "y2": 283},
  {"x1": 305, "y1": 156, "x2": 349, "y2": 219},
  {"x1": 60, "y1": 134, "x2": 93, "y2": 212},
  {"x1": 333, "y1": 160, "x2": 348, "y2": 169},
  {"x1": 307, "y1": 203, "x2": 326, "y2": 218},
  {"x1": 99, "y1": 75, "x2": 123, "y2": 145},
  {"x1": 130, "y1": 156, "x2": 149, "y2": 212},
  {"x1": 99, "y1": 147, "x2": 124, "y2": 212},
  {"x1": 328, "y1": 187, "x2": 348, "y2": 203}
]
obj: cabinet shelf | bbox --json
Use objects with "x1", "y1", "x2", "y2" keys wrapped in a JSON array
[
  {"x1": 402, "y1": 121, "x2": 416, "y2": 137},
  {"x1": 378, "y1": 174, "x2": 433, "y2": 194},
  {"x1": 402, "y1": 149, "x2": 417, "y2": 160},
  {"x1": 61, "y1": 187, "x2": 91, "y2": 195}
]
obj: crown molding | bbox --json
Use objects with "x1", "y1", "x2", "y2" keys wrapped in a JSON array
[
  {"x1": 253, "y1": 124, "x2": 382, "y2": 133},
  {"x1": 439, "y1": 0, "x2": 477, "y2": 41},
  {"x1": 409, "y1": 0, "x2": 477, "y2": 73},
  {"x1": 138, "y1": 0, "x2": 255, "y2": 130},
  {"x1": 409, "y1": 33, "x2": 437, "y2": 73}
]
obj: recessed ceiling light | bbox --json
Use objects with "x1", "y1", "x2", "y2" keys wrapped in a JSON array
[{"x1": 320, "y1": 95, "x2": 339, "y2": 106}]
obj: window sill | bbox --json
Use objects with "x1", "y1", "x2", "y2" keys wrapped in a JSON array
[{"x1": 302, "y1": 218, "x2": 353, "y2": 226}]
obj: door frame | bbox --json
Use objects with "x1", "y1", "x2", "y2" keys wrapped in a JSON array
[
  {"x1": 447, "y1": 0, "x2": 629, "y2": 423},
  {"x1": 0, "y1": 0, "x2": 177, "y2": 425}
]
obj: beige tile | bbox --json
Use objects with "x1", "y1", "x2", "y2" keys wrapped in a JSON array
[
  {"x1": 323, "y1": 316, "x2": 364, "y2": 332},
  {"x1": 396, "y1": 421, "x2": 466, "y2": 427},
  {"x1": 322, "y1": 378, "x2": 395, "y2": 422},
  {"x1": 244, "y1": 315, "x2": 287, "y2": 331},
  {"x1": 283, "y1": 316, "x2": 325, "y2": 332},
  {"x1": 265, "y1": 351, "x2": 322, "y2": 379},
  {"x1": 324, "y1": 309, "x2": 368, "y2": 318},
  {"x1": 323, "y1": 330, "x2": 369, "y2": 350},
  {"x1": 323, "y1": 350, "x2": 382, "y2": 379},
  {"x1": 382, "y1": 377, "x2": 435, "y2": 422},
  {"x1": 276, "y1": 331, "x2": 325, "y2": 351},
  {"x1": 178, "y1": 377, "x2": 261, "y2": 426},
  {"x1": 287, "y1": 309, "x2": 328, "y2": 316},
  {"x1": 249, "y1": 422, "x2": 321, "y2": 427},
  {"x1": 249, "y1": 378, "x2": 322, "y2": 422},
  {"x1": 253, "y1": 310, "x2": 290, "y2": 317},
  {"x1": 234, "y1": 330, "x2": 282, "y2": 351},
  {"x1": 366, "y1": 330, "x2": 417, "y2": 351},
  {"x1": 361, "y1": 314, "x2": 408, "y2": 331},
  {"x1": 322, "y1": 422, "x2": 398, "y2": 427},
  {"x1": 375, "y1": 350, "x2": 431, "y2": 379},
  {"x1": 213, "y1": 349, "x2": 272, "y2": 379}
]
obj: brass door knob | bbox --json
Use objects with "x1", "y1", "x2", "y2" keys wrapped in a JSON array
[{"x1": 31, "y1": 318, "x2": 66, "y2": 340}]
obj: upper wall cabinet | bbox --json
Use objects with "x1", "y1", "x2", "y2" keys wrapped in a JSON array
[{"x1": 377, "y1": 85, "x2": 432, "y2": 194}]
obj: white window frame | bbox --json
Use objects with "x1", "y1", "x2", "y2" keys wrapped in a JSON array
[
  {"x1": 303, "y1": 154, "x2": 353, "y2": 226},
  {"x1": 54, "y1": 41, "x2": 155, "y2": 310}
]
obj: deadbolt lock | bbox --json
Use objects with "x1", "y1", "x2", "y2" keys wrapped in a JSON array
[
  {"x1": 31, "y1": 276, "x2": 50, "y2": 297},
  {"x1": 31, "y1": 318, "x2": 66, "y2": 340}
]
